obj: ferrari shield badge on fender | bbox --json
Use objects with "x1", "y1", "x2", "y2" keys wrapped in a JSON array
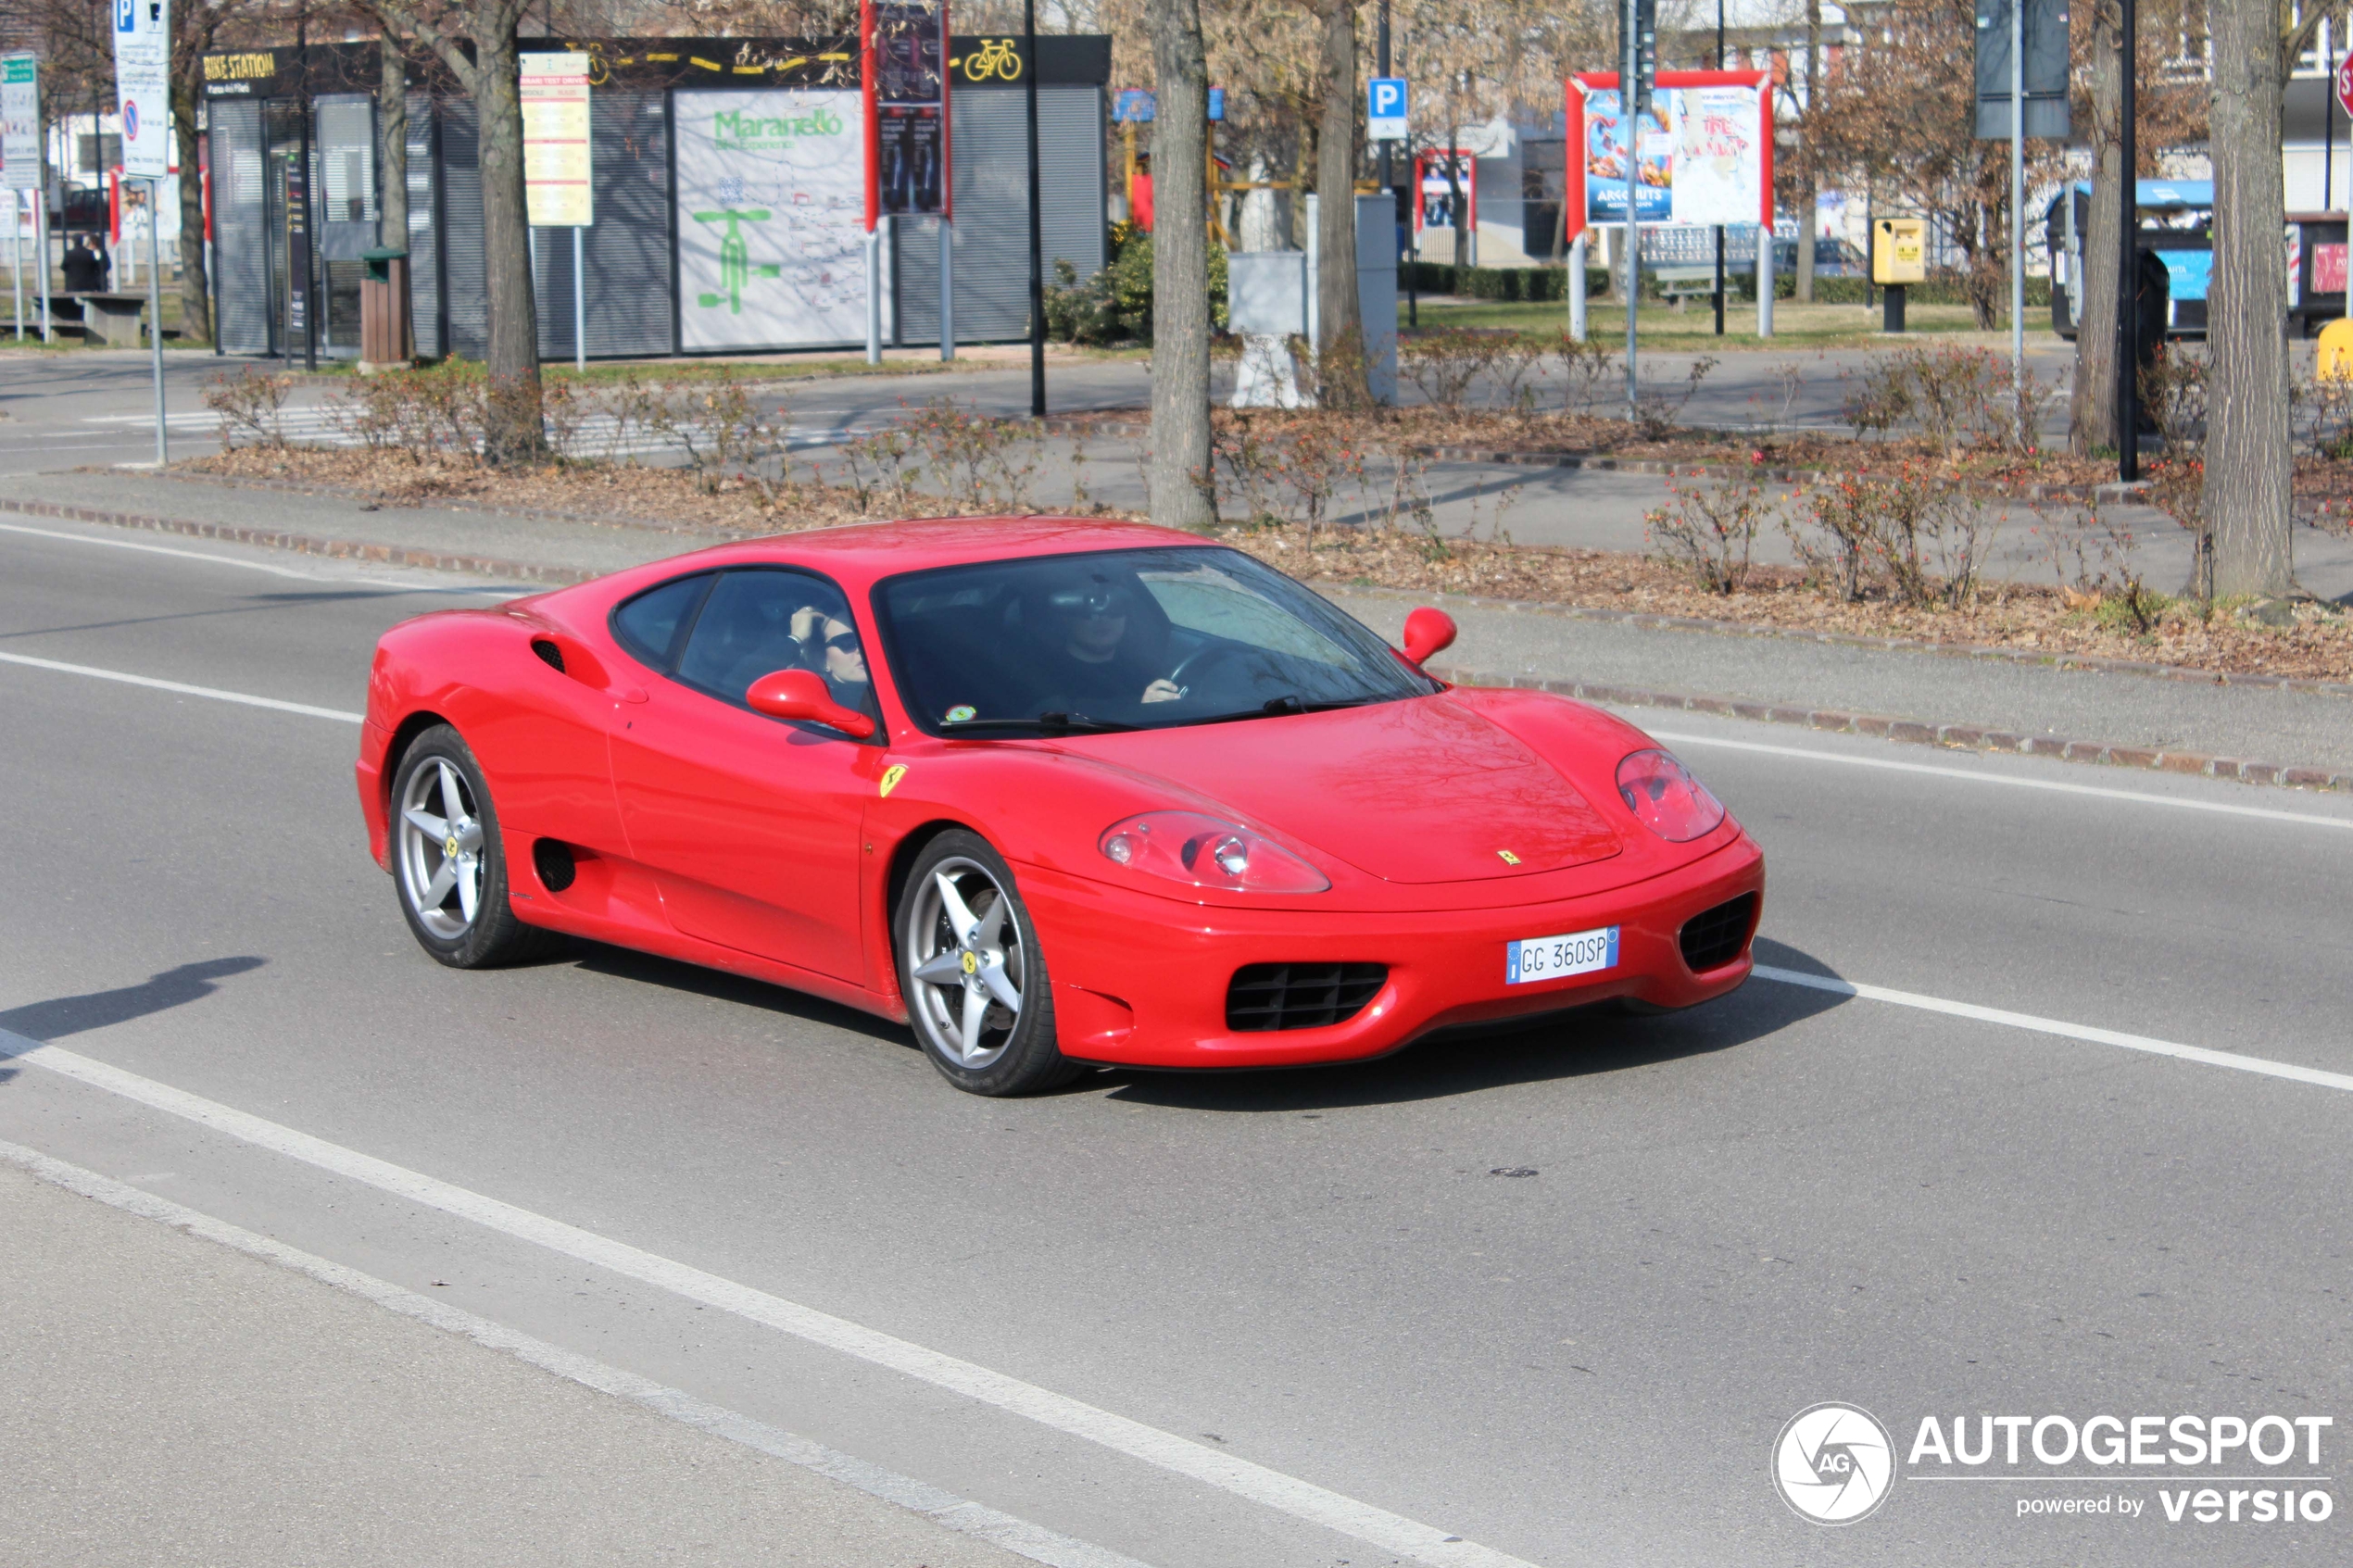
[
  {"x1": 879, "y1": 764, "x2": 909, "y2": 798},
  {"x1": 1496, "y1": 849, "x2": 1522, "y2": 865}
]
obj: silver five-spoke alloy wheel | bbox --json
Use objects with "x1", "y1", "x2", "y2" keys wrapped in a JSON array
[
  {"x1": 905, "y1": 857, "x2": 1026, "y2": 1069},
  {"x1": 398, "y1": 758, "x2": 485, "y2": 939}
]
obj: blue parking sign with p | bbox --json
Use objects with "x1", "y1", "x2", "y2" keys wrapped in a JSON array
[{"x1": 1368, "y1": 78, "x2": 1405, "y2": 119}]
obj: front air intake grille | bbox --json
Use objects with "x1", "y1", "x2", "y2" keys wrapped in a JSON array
[
  {"x1": 1679, "y1": 894, "x2": 1758, "y2": 972},
  {"x1": 1227, "y1": 963, "x2": 1388, "y2": 1032}
]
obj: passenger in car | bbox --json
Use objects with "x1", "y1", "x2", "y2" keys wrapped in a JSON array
[{"x1": 791, "y1": 603, "x2": 871, "y2": 706}]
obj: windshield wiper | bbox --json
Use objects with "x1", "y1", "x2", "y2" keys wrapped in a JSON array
[
  {"x1": 940, "y1": 711, "x2": 1139, "y2": 734},
  {"x1": 1177, "y1": 695, "x2": 1388, "y2": 726}
]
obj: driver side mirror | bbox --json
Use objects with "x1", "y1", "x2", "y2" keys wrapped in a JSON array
[
  {"x1": 1401, "y1": 607, "x2": 1458, "y2": 667},
  {"x1": 746, "y1": 668, "x2": 877, "y2": 738}
]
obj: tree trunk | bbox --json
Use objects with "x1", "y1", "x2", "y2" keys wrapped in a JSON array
[
  {"x1": 380, "y1": 36, "x2": 409, "y2": 257},
  {"x1": 1315, "y1": 0, "x2": 1367, "y2": 408},
  {"x1": 2201, "y1": 0, "x2": 2293, "y2": 597},
  {"x1": 472, "y1": 28, "x2": 545, "y2": 464},
  {"x1": 2069, "y1": 0, "x2": 2122, "y2": 455},
  {"x1": 1147, "y1": 0, "x2": 1214, "y2": 529},
  {"x1": 171, "y1": 71, "x2": 210, "y2": 345},
  {"x1": 1795, "y1": 0, "x2": 1820, "y2": 305}
]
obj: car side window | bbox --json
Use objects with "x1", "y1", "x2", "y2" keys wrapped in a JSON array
[
  {"x1": 611, "y1": 573, "x2": 713, "y2": 671},
  {"x1": 673, "y1": 569, "x2": 879, "y2": 726}
]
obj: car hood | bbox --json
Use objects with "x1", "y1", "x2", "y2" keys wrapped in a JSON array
[{"x1": 1078, "y1": 695, "x2": 1625, "y2": 884}]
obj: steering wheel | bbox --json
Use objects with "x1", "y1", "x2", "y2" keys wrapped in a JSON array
[{"x1": 1165, "y1": 641, "x2": 1243, "y2": 693}]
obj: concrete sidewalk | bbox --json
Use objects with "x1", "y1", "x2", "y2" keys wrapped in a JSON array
[
  {"x1": 5, "y1": 466, "x2": 2347, "y2": 786},
  {"x1": 0, "y1": 1155, "x2": 1055, "y2": 1568}
]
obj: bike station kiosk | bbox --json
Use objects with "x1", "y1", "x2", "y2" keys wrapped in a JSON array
[{"x1": 202, "y1": 35, "x2": 1111, "y2": 362}]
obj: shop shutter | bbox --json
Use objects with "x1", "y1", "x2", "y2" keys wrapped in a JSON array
[
  {"x1": 209, "y1": 100, "x2": 271, "y2": 355},
  {"x1": 438, "y1": 98, "x2": 488, "y2": 360},
  {"x1": 404, "y1": 93, "x2": 440, "y2": 358},
  {"x1": 895, "y1": 85, "x2": 1106, "y2": 344},
  {"x1": 532, "y1": 89, "x2": 673, "y2": 359}
]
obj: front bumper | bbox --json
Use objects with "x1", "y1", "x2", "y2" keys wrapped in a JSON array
[{"x1": 1016, "y1": 834, "x2": 1765, "y2": 1069}]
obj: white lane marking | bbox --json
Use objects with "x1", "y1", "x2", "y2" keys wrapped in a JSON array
[
  {"x1": 0, "y1": 1031, "x2": 1540, "y2": 1568},
  {"x1": 1753, "y1": 965, "x2": 2353, "y2": 1094},
  {"x1": 0, "y1": 1140, "x2": 1153, "y2": 1568},
  {"x1": 1650, "y1": 728, "x2": 2353, "y2": 831},
  {"x1": 0, "y1": 518, "x2": 351, "y2": 581},
  {"x1": 0, "y1": 650, "x2": 364, "y2": 724}
]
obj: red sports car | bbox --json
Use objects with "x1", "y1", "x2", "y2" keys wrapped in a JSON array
[{"x1": 358, "y1": 519, "x2": 1763, "y2": 1095}]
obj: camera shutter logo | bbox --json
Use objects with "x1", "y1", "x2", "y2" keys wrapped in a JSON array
[{"x1": 1773, "y1": 1402, "x2": 1896, "y2": 1524}]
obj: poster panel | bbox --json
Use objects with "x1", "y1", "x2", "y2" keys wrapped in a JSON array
[
  {"x1": 1667, "y1": 84, "x2": 1762, "y2": 226},
  {"x1": 522, "y1": 51, "x2": 593, "y2": 227},
  {"x1": 1582, "y1": 89, "x2": 1668, "y2": 224},
  {"x1": 112, "y1": 0, "x2": 173, "y2": 180},
  {"x1": 674, "y1": 89, "x2": 885, "y2": 350},
  {"x1": 2, "y1": 54, "x2": 41, "y2": 192}
]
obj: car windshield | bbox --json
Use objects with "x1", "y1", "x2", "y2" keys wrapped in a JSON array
[{"x1": 875, "y1": 546, "x2": 1438, "y2": 734}]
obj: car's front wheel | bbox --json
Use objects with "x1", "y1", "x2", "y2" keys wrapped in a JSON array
[
  {"x1": 899, "y1": 831, "x2": 1082, "y2": 1096},
  {"x1": 391, "y1": 724, "x2": 558, "y2": 969}
]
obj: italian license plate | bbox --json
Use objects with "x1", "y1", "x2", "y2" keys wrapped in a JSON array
[{"x1": 1505, "y1": 925, "x2": 1619, "y2": 985}]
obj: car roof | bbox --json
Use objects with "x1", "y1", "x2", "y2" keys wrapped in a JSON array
[{"x1": 623, "y1": 516, "x2": 1213, "y2": 595}]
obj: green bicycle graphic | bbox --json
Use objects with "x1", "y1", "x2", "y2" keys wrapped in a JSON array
[{"x1": 691, "y1": 209, "x2": 783, "y2": 314}]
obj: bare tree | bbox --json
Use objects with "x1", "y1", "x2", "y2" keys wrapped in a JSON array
[
  {"x1": 2200, "y1": 0, "x2": 2320, "y2": 598},
  {"x1": 1313, "y1": 0, "x2": 1367, "y2": 404},
  {"x1": 351, "y1": 0, "x2": 544, "y2": 462},
  {"x1": 1148, "y1": 0, "x2": 1214, "y2": 526},
  {"x1": 2069, "y1": 0, "x2": 2125, "y2": 454}
]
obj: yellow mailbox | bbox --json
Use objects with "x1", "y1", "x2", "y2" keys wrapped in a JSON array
[{"x1": 1873, "y1": 219, "x2": 1927, "y2": 285}]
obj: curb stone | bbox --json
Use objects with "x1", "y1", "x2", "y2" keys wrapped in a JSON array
[
  {"x1": 6, "y1": 493, "x2": 2345, "y2": 797},
  {"x1": 1426, "y1": 661, "x2": 2353, "y2": 796}
]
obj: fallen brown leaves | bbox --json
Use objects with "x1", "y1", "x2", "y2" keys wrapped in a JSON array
[{"x1": 182, "y1": 445, "x2": 2352, "y2": 685}]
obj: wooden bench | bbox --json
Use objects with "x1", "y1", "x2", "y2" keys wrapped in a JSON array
[
  {"x1": 1652, "y1": 265, "x2": 1725, "y2": 308},
  {"x1": 55, "y1": 292, "x2": 154, "y2": 346}
]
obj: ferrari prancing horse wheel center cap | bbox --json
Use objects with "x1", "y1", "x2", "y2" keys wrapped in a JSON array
[
  {"x1": 445, "y1": 834, "x2": 461, "y2": 859},
  {"x1": 960, "y1": 950, "x2": 979, "y2": 977}
]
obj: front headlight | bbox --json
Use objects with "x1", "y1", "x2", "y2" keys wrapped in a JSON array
[
  {"x1": 1615, "y1": 749, "x2": 1726, "y2": 842},
  {"x1": 1097, "y1": 810, "x2": 1330, "y2": 894}
]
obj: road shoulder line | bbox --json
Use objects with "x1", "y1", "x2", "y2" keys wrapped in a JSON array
[
  {"x1": 0, "y1": 1136, "x2": 1151, "y2": 1568},
  {"x1": 0, "y1": 1029, "x2": 1541, "y2": 1568},
  {"x1": 1753, "y1": 965, "x2": 2353, "y2": 1092}
]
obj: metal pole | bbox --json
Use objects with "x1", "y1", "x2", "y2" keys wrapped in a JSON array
[
  {"x1": 939, "y1": 216, "x2": 954, "y2": 359},
  {"x1": 2009, "y1": 0, "x2": 2025, "y2": 435},
  {"x1": 12, "y1": 194, "x2": 20, "y2": 342},
  {"x1": 1378, "y1": 0, "x2": 1391, "y2": 197},
  {"x1": 39, "y1": 181, "x2": 52, "y2": 341},
  {"x1": 1714, "y1": 0, "x2": 1725, "y2": 336},
  {"x1": 2327, "y1": 24, "x2": 2335, "y2": 213},
  {"x1": 2116, "y1": 0, "x2": 2136, "y2": 480},
  {"x1": 573, "y1": 226, "x2": 584, "y2": 370},
  {"x1": 1024, "y1": 0, "x2": 1044, "y2": 418},
  {"x1": 864, "y1": 222, "x2": 882, "y2": 363},
  {"x1": 1622, "y1": 0, "x2": 1638, "y2": 420},
  {"x1": 1568, "y1": 232, "x2": 1587, "y2": 340},
  {"x1": 297, "y1": 6, "x2": 316, "y2": 371},
  {"x1": 147, "y1": 176, "x2": 166, "y2": 466}
]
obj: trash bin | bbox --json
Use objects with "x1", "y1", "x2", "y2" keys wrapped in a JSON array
[{"x1": 359, "y1": 246, "x2": 412, "y2": 371}]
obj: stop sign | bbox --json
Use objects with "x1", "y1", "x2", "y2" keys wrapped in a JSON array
[{"x1": 2338, "y1": 53, "x2": 2353, "y2": 120}]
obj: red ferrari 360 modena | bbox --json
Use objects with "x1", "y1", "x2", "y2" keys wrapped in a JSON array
[{"x1": 358, "y1": 518, "x2": 1763, "y2": 1095}]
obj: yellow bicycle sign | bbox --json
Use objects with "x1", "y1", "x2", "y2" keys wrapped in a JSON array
[{"x1": 954, "y1": 38, "x2": 1023, "y2": 82}]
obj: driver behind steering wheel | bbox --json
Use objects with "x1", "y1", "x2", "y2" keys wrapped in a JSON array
[{"x1": 1027, "y1": 571, "x2": 1182, "y2": 713}]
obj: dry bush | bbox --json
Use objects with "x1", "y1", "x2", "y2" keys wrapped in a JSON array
[
  {"x1": 203, "y1": 367, "x2": 296, "y2": 448},
  {"x1": 2028, "y1": 497, "x2": 2164, "y2": 633},
  {"x1": 1631, "y1": 355, "x2": 1717, "y2": 440},
  {"x1": 1841, "y1": 345, "x2": 2048, "y2": 453},
  {"x1": 1644, "y1": 463, "x2": 1780, "y2": 594},
  {"x1": 1211, "y1": 412, "x2": 1370, "y2": 537},
  {"x1": 323, "y1": 367, "x2": 486, "y2": 462},
  {"x1": 896, "y1": 397, "x2": 1040, "y2": 513},
  {"x1": 1787, "y1": 463, "x2": 1995, "y2": 608},
  {"x1": 1550, "y1": 330, "x2": 1622, "y2": 416}
]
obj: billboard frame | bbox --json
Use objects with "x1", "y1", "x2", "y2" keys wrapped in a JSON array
[{"x1": 1565, "y1": 69, "x2": 1772, "y2": 246}]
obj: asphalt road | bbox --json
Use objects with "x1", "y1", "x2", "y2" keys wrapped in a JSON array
[{"x1": 2, "y1": 517, "x2": 2350, "y2": 1567}]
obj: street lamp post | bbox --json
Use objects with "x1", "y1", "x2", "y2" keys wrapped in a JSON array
[{"x1": 1025, "y1": 0, "x2": 1044, "y2": 419}]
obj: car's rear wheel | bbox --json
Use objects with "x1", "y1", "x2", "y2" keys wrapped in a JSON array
[
  {"x1": 391, "y1": 724, "x2": 559, "y2": 969},
  {"x1": 899, "y1": 831, "x2": 1082, "y2": 1096}
]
